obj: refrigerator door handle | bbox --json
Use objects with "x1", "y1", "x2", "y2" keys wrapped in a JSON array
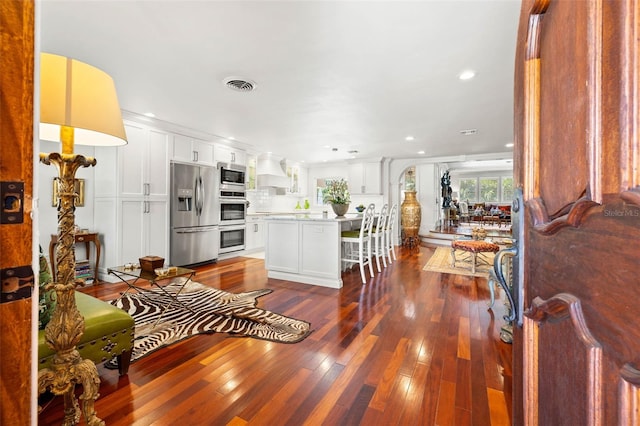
[
  {"x1": 194, "y1": 176, "x2": 201, "y2": 216},
  {"x1": 175, "y1": 226, "x2": 218, "y2": 234},
  {"x1": 198, "y1": 175, "x2": 205, "y2": 215}
]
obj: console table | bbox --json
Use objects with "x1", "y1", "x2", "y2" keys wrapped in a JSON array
[{"x1": 49, "y1": 232, "x2": 101, "y2": 283}]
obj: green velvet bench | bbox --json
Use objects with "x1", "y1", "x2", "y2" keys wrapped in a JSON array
[{"x1": 38, "y1": 291, "x2": 135, "y2": 376}]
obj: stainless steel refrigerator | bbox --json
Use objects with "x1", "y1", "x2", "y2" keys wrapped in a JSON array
[{"x1": 170, "y1": 163, "x2": 219, "y2": 266}]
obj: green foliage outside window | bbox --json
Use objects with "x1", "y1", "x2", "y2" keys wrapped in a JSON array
[
  {"x1": 459, "y1": 178, "x2": 477, "y2": 202},
  {"x1": 458, "y1": 176, "x2": 512, "y2": 203},
  {"x1": 479, "y1": 178, "x2": 499, "y2": 202},
  {"x1": 501, "y1": 177, "x2": 514, "y2": 202}
]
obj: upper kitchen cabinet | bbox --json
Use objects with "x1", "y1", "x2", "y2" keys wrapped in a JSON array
[
  {"x1": 172, "y1": 134, "x2": 215, "y2": 166},
  {"x1": 117, "y1": 122, "x2": 170, "y2": 198},
  {"x1": 246, "y1": 155, "x2": 257, "y2": 189},
  {"x1": 286, "y1": 162, "x2": 308, "y2": 196},
  {"x1": 348, "y1": 160, "x2": 382, "y2": 195},
  {"x1": 214, "y1": 144, "x2": 246, "y2": 166}
]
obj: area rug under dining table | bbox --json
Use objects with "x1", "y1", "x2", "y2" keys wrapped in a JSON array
[{"x1": 105, "y1": 277, "x2": 312, "y2": 369}]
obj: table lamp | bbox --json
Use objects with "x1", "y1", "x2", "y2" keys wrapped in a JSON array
[{"x1": 37, "y1": 52, "x2": 127, "y2": 425}]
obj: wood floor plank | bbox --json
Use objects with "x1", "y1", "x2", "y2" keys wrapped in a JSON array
[
  {"x1": 38, "y1": 246, "x2": 512, "y2": 425},
  {"x1": 367, "y1": 337, "x2": 410, "y2": 411},
  {"x1": 487, "y1": 387, "x2": 510, "y2": 426},
  {"x1": 303, "y1": 334, "x2": 378, "y2": 425},
  {"x1": 435, "y1": 380, "x2": 457, "y2": 426},
  {"x1": 458, "y1": 316, "x2": 471, "y2": 360},
  {"x1": 397, "y1": 358, "x2": 430, "y2": 425}
]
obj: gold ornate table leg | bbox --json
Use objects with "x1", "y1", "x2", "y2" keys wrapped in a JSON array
[{"x1": 37, "y1": 145, "x2": 104, "y2": 425}]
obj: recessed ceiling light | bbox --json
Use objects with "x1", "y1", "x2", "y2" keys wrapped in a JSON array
[
  {"x1": 323, "y1": 145, "x2": 331, "y2": 149},
  {"x1": 418, "y1": 150, "x2": 425, "y2": 155},
  {"x1": 405, "y1": 135, "x2": 415, "y2": 141},
  {"x1": 144, "y1": 112, "x2": 155, "y2": 118},
  {"x1": 459, "y1": 70, "x2": 476, "y2": 80},
  {"x1": 228, "y1": 136, "x2": 235, "y2": 141},
  {"x1": 505, "y1": 143, "x2": 514, "y2": 148},
  {"x1": 460, "y1": 129, "x2": 477, "y2": 136}
]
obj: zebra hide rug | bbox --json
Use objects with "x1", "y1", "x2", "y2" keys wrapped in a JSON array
[{"x1": 105, "y1": 277, "x2": 311, "y2": 369}]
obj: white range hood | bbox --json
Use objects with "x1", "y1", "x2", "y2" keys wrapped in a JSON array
[{"x1": 256, "y1": 153, "x2": 290, "y2": 188}]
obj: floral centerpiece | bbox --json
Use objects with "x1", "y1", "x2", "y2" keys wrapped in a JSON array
[{"x1": 322, "y1": 178, "x2": 351, "y2": 216}]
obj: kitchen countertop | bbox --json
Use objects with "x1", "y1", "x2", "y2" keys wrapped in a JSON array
[
  {"x1": 263, "y1": 213, "x2": 362, "y2": 222},
  {"x1": 247, "y1": 211, "x2": 317, "y2": 216}
]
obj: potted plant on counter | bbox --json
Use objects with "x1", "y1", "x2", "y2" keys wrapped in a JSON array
[{"x1": 322, "y1": 178, "x2": 351, "y2": 217}]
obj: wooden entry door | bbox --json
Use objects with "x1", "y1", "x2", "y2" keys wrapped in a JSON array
[{"x1": 512, "y1": 0, "x2": 640, "y2": 424}]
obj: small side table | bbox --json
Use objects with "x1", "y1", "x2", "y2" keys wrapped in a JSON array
[
  {"x1": 108, "y1": 266, "x2": 196, "y2": 327},
  {"x1": 49, "y1": 232, "x2": 101, "y2": 283}
]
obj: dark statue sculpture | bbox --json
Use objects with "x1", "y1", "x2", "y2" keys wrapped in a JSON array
[{"x1": 441, "y1": 171, "x2": 452, "y2": 208}]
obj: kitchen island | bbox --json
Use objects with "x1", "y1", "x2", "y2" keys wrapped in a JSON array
[{"x1": 264, "y1": 214, "x2": 362, "y2": 288}]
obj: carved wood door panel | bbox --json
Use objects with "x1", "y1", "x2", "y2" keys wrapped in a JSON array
[{"x1": 513, "y1": 0, "x2": 640, "y2": 424}]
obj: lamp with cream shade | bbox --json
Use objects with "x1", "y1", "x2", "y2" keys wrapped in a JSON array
[{"x1": 38, "y1": 52, "x2": 127, "y2": 426}]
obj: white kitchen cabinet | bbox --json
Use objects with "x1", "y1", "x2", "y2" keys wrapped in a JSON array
[
  {"x1": 119, "y1": 199, "x2": 169, "y2": 264},
  {"x1": 245, "y1": 216, "x2": 265, "y2": 252},
  {"x1": 246, "y1": 155, "x2": 257, "y2": 190},
  {"x1": 173, "y1": 134, "x2": 215, "y2": 166},
  {"x1": 265, "y1": 221, "x2": 299, "y2": 273},
  {"x1": 264, "y1": 217, "x2": 344, "y2": 288},
  {"x1": 299, "y1": 222, "x2": 339, "y2": 279},
  {"x1": 94, "y1": 121, "x2": 171, "y2": 281},
  {"x1": 214, "y1": 144, "x2": 246, "y2": 166},
  {"x1": 348, "y1": 161, "x2": 382, "y2": 194},
  {"x1": 119, "y1": 123, "x2": 170, "y2": 198}
]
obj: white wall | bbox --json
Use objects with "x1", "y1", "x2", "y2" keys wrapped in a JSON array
[{"x1": 415, "y1": 163, "x2": 439, "y2": 234}]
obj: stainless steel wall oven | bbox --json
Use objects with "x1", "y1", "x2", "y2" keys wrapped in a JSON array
[
  {"x1": 219, "y1": 224, "x2": 246, "y2": 254},
  {"x1": 219, "y1": 199, "x2": 247, "y2": 225}
]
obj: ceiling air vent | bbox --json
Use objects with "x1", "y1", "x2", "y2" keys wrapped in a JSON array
[
  {"x1": 460, "y1": 129, "x2": 477, "y2": 136},
  {"x1": 223, "y1": 77, "x2": 257, "y2": 92}
]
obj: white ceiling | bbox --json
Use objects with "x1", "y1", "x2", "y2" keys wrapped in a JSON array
[{"x1": 39, "y1": 0, "x2": 521, "y2": 165}]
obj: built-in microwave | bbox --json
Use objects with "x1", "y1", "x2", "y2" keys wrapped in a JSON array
[{"x1": 218, "y1": 162, "x2": 246, "y2": 191}]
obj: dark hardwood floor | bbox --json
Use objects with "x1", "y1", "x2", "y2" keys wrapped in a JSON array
[{"x1": 38, "y1": 245, "x2": 512, "y2": 425}]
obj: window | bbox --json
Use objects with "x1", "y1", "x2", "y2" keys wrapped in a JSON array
[
  {"x1": 501, "y1": 177, "x2": 514, "y2": 202},
  {"x1": 479, "y1": 177, "x2": 499, "y2": 203},
  {"x1": 456, "y1": 176, "x2": 513, "y2": 203},
  {"x1": 459, "y1": 178, "x2": 477, "y2": 202},
  {"x1": 404, "y1": 167, "x2": 416, "y2": 191},
  {"x1": 316, "y1": 177, "x2": 341, "y2": 205}
]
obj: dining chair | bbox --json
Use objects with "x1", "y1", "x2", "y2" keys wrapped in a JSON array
[
  {"x1": 370, "y1": 204, "x2": 389, "y2": 272},
  {"x1": 384, "y1": 203, "x2": 398, "y2": 263},
  {"x1": 341, "y1": 203, "x2": 375, "y2": 284},
  {"x1": 458, "y1": 201, "x2": 470, "y2": 224}
]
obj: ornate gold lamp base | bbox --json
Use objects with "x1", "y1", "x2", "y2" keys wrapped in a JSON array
[{"x1": 37, "y1": 150, "x2": 104, "y2": 426}]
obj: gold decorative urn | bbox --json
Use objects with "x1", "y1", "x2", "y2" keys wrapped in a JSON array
[{"x1": 401, "y1": 191, "x2": 421, "y2": 245}]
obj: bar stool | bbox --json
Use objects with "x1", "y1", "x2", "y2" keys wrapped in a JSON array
[
  {"x1": 341, "y1": 203, "x2": 375, "y2": 284},
  {"x1": 384, "y1": 204, "x2": 398, "y2": 263},
  {"x1": 370, "y1": 204, "x2": 389, "y2": 272}
]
